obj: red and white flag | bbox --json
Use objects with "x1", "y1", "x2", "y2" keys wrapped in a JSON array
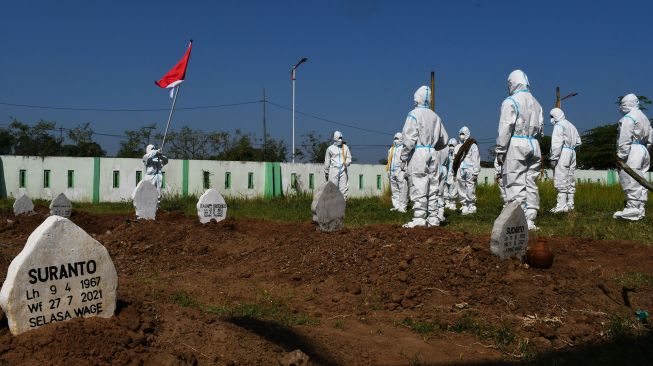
[{"x1": 155, "y1": 40, "x2": 193, "y2": 97}]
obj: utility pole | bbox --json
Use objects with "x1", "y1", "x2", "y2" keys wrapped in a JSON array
[
  {"x1": 430, "y1": 71, "x2": 435, "y2": 111},
  {"x1": 291, "y1": 57, "x2": 308, "y2": 163},
  {"x1": 262, "y1": 88, "x2": 267, "y2": 161}
]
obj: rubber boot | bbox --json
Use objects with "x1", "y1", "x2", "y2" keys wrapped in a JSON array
[
  {"x1": 550, "y1": 193, "x2": 568, "y2": 213},
  {"x1": 566, "y1": 193, "x2": 575, "y2": 211}
]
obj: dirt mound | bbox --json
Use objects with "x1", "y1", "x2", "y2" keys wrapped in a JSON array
[{"x1": 0, "y1": 211, "x2": 650, "y2": 365}]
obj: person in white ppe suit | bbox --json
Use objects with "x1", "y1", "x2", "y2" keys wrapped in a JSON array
[
  {"x1": 387, "y1": 132, "x2": 408, "y2": 212},
  {"x1": 614, "y1": 94, "x2": 651, "y2": 220},
  {"x1": 399, "y1": 86, "x2": 449, "y2": 228},
  {"x1": 143, "y1": 144, "x2": 169, "y2": 203},
  {"x1": 324, "y1": 131, "x2": 352, "y2": 199},
  {"x1": 454, "y1": 126, "x2": 481, "y2": 215},
  {"x1": 549, "y1": 108, "x2": 582, "y2": 213},
  {"x1": 444, "y1": 138, "x2": 459, "y2": 210},
  {"x1": 495, "y1": 70, "x2": 544, "y2": 230},
  {"x1": 432, "y1": 146, "x2": 449, "y2": 222}
]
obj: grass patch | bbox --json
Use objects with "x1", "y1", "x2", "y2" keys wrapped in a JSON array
[
  {"x1": 401, "y1": 317, "x2": 445, "y2": 335},
  {"x1": 451, "y1": 313, "x2": 526, "y2": 355},
  {"x1": 8, "y1": 181, "x2": 651, "y2": 244},
  {"x1": 171, "y1": 290, "x2": 318, "y2": 326},
  {"x1": 614, "y1": 272, "x2": 653, "y2": 288}
]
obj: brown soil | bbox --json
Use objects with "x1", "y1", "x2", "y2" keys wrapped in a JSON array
[{"x1": 0, "y1": 209, "x2": 651, "y2": 365}]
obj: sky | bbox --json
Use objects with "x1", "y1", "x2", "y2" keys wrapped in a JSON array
[{"x1": 1, "y1": 0, "x2": 652, "y2": 163}]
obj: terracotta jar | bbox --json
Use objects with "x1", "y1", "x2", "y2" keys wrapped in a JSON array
[{"x1": 526, "y1": 241, "x2": 554, "y2": 269}]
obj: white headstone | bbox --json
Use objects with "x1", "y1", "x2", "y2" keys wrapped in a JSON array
[
  {"x1": 311, "y1": 182, "x2": 345, "y2": 232},
  {"x1": 49, "y1": 193, "x2": 72, "y2": 217},
  {"x1": 490, "y1": 200, "x2": 529, "y2": 259},
  {"x1": 132, "y1": 180, "x2": 158, "y2": 220},
  {"x1": 13, "y1": 194, "x2": 34, "y2": 216},
  {"x1": 0, "y1": 216, "x2": 118, "y2": 335},
  {"x1": 196, "y1": 189, "x2": 228, "y2": 224}
]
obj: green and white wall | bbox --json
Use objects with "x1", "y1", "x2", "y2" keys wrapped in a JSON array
[{"x1": 0, "y1": 155, "x2": 649, "y2": 202}]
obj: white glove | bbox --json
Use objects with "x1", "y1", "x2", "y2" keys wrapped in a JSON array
[{"x1": 496, "y1": 153, "x2": 505, "y2": 166}]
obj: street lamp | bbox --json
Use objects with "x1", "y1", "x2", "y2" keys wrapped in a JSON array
[{"x1": 291, "y1": 57, "x2": 308, "y2": 163}]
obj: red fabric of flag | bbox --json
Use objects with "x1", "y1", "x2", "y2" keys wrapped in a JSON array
[{"x1": 155, "y1": 40, "x2": 192, "y2": 89}]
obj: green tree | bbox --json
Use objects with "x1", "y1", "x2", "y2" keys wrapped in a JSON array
[
  {"x1": 0, "y1": 128, "x2": 15, "y2": 154},
  {"x1": 576, "y1": 124, "x2": 618, "y2": 169},
  {"x1": 61, "y1": 122, "x2": 106, "y2": 157},
  {"x1": 9, "y1": 119, "x2": 62, "y2": 156},
  {"x1": 299, "y1": 131, "x2": 329, "y2": 163},
  {"x1": 117, "y1": 124, "x2": 157, "y2": 158}
]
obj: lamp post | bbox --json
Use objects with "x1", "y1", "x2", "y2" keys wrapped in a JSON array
[{"x1": 291, "y1": 57, "x2": 308, "y2": 163}]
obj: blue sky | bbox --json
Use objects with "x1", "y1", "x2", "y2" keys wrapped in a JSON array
[{"x1": 1, "y1": 0, "x2": 652, "y2": 162}]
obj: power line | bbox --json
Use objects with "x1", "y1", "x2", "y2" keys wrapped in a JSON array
[
  {"x1": 0, "y1": 100, "x2": 260, "y2": 112},
  {"x1": 267, "y1": 101, "x2": 394, "y2": 136}
]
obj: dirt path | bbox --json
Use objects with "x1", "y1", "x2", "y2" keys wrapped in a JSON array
[{"x1": 0, "y1": 209, "x2": 650, "y2": 365}]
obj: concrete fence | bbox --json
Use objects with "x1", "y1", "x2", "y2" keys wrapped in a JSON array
[{"x1": 0, "y1": 155, "x2": 649, "y2": 203}]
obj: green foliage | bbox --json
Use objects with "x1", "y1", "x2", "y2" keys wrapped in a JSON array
[
  {"x1": 297, "y1": 131, "x2": 330, "y2": 163},
  {"x1": 172, "y1": 289, "x2": 319, "y2": 326},
  {"x1": 401, "y1": 317, "x2": 444, "y2": 335},
  {"x1": 577, "y1": 123, "x2": 618, "y2": 169},
  {"x1": 614, "y1": 272, "x2": 653, "y2": 288},
  {"x1": 117, "y1": 123, "x2": 157, "y2": 158},
  {"x1": 9, "y1": 119, "x2": 62, "y2": 157}
]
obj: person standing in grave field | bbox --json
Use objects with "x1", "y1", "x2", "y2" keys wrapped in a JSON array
[
  {"x1": 324, "y1": 131, "x2": 352, "y2": 199},
  {"x1": 143, "y1": 144, "x2": 169, "y2": 204}
]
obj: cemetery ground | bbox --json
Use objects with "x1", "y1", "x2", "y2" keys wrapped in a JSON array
[{"x1": 0, "y1": 183, "x2": 650, "y2": 365}]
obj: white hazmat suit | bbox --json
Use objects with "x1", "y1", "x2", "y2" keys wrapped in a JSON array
[
  {"x1": 494, "y1": 156, "x2": 506, "y2": 204},
  {"x1": 324, "y1": 131, "x2": 352, "y2": 199},
  {"x1": 549, "y1": 108, "x2": 582, "y2": 213},
  {"x1": 444, "y1": 138, "x2": 459, "y2": 209},
  {"x1": 614, "y1": 94, "x2": 651, "y2": 221},
  {"x1": 387, "y1": 132, "x2": 408, "y2": 212},
  {"x1": 400, "y1": 86, "x2": 449, "y2": 228},
  {"x1": 143, "y1": 144, "x2": 169, "y2": 203},
  {"x1": 495, "y1": 70, "x2": 544, "y2": 230},
  {"x1": 454, "y1": 126, "x2": 481, "y2": 215},
  {"x1": 435, "y1": 146, "x2": 450, "y2": 221}
]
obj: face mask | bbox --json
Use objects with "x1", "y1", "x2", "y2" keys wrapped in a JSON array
[
  {"x1": 336, "y1": 138, "x2": 343, "y2": 146},
  {"x1": 459, "y1": 134, "x2": 465, "y2": 141},
  {"x1": 550, "y1": 118, "x2": 556, "y2": 124}
]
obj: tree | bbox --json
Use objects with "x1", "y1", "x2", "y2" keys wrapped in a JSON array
[
  {"x1": 159, "y1": 126, "x2": 214, "y2": 159},
  {"x1": 0, "y1": 128, "x2": 14, "y2": 154},
  {"x1": 576, "y1": 124, "x2": 618, "y2": 169},
  {"x1": 61, "y1": 122, "x2": 106, "y2": 157},
  {"x1": 299, "y1": 131, "x2": 329, "y2": 163},
  {"x1": 117, "y1": 124, "x2": 157, "y2": 158},
  {"x1": 9, "y1": 119, "x2": 62, "y2": 156}
]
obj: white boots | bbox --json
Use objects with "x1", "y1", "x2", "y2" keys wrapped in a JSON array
[
  {"x1": 614, "y1": 201, "x2": 645, "y2": 221},
  {"x1": 551, "y1": 192, "x2": 575, "y2": 213},
  {"x1": 460, "y1": 203, "x2": 477, "y2": 215}
]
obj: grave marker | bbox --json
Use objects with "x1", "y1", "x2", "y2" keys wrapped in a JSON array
[
  {"x1": 311, "y1": 182, "x2": 345, "y2": 232},
  {"x1": 490, "y1": 200, "x2": 528, "y2": 259},
  {"x1": 132, "y1": 180, "x2": 158, "y2": 220},
  {"x1": 50, "y1": 193, "x2": 72, "y2": 217},
  {"x1": 13, "y1": 194, "x2": 34, "y2": 216},
  {"x1": 196, "y1": 189, "x2": 228, "y2": 224},
  {"x1": 0, "y1": 216, "x2": 118, "y2": 335}
]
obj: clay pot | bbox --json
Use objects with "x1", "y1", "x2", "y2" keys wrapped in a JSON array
[{"x1": 526, "y1": 241, "x2": 554, "y2": 269}]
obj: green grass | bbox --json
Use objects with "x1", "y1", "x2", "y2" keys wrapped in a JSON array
[
  {"x1": 614, "y1": 272, "x2": 653, "y2": 288},
  {"x1": 171, "y1": 289, "x2": 319, "y2": 326},
  {"x1": 5, "y1": 181, "x2": 651, "y2": 244}
]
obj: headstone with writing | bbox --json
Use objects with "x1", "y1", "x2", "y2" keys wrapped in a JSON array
[
  {"x1": 196, "y1": 189, "x2": 228, "y2": 224},
  {"x1": 311, "y1": 181, "x2": 345, "y2": 232},
  {"x1": 490, "y1": 200, "x2": 529, "y2": 259},
  {"x1": 0, "y1": 216, "x2": 118, "y2": 335},
  {"x1": 13, "y1": 194, "x2": 34, "y2": 216},
  {"x1": 49, "y1": 193, "x2": 72, "y2": 218},
  {"x1": 132, "y1": 180, "x2": 158, "y2": 220}
]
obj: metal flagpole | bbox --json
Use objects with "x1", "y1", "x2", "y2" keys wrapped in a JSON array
[
  {"x1": 160, "y1": 85, "x2": 181, "y2": 152},
  {"x1": 292, "y1": 73, "x2": 296, "y2": 163}
]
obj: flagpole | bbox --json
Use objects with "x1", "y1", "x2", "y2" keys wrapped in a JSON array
[{"x1": 160, "y1": 85, "x2": 181, "y2": 152}]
